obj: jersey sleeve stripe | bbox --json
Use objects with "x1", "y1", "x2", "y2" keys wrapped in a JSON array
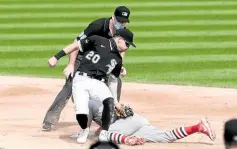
[
  {"x1": 172, "y1": 130, "x2": 180, "y2": 139},
  {"x1": 109, "y1": 132, "x2": 113, "y2": 142},
  {"x1": 113, "y1": 133, "x2": 117, "y2": 143},
  {"x1": 117, "y1": 134, "x2": 122, "y2": 143}
]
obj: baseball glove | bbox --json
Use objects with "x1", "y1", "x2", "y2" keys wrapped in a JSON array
[{"x1": 115, "y1": 104, "x2": 134, "y2": 118}]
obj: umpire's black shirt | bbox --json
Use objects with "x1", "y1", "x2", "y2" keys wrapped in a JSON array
[
  {"x1": 76, "y1": 18, "x2": 112, "y2": 57},
  {"x1": 76, "y1": 35, "x2": 122, "y2": 79}
]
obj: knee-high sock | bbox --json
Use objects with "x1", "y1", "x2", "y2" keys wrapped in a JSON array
[
  {"x1": 76, "y1": 114, "x2": 88, "y2": 129},
  {"x1": 101, "y1": 98, "x2": 117, "y2": 130},
  {"x1": 169, "y1": 124, "x2": 200, "y2": 140}
]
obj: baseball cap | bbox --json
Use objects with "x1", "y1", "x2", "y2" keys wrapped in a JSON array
[
  {"x1": 89, "y1": 141, "x2": 120, "y2": 149},
  {"x1": 114, "y1": 6, "x2": 130, "y2": 23},
  {"x1": 224, "y1": 119, "x2": 237, "y2": 145},
  {"x1": 115, "y1": 28, "x2": 136, "y2": 48}
]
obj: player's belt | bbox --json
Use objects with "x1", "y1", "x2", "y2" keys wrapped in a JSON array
[{"x1": 78, "y1": 71, "x2": 106, "y2": 83}]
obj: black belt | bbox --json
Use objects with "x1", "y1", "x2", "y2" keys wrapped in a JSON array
[{"x1": 78, "y1": 71, "x2": 106, "y2": 82}]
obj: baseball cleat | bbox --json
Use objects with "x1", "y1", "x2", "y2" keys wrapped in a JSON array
[
  {"x1": 41, "y1": 122, "x2": 53, "y2": 131},
  {"x1": 77, "y1": 128, "x2": 90, "y2": 144},
  {"x1": 70, "y1": 132, "x2": 97, "y2": 139},
  {"x1": 198, "y1": 117, "x2": 216, "y2": 141}
]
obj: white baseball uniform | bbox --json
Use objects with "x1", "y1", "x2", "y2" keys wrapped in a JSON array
[
  {"x1": 72, "y1": 35, "x2": 123, "y2": 116},
  {"x1": 72, "y1": 72, "x2": 113, "y2": 115}
]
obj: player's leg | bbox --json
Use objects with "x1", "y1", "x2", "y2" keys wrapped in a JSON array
[
  {"x1": 90, "y1": 79, "x2": 117, "y2": 130},
  {"x1": 72, "y1": 72, "x2": 90, "y2": 143},
  {"x1": 132, "y1": 117, "x2": 216, "y2": 143},
  {"x1": 101, "y1": 97, "x2": 117, "y2": 130},
  {"x1": 166, "y1": 117, "x2": 216, "y2": 141},
  {"x1": 132, "y1": 124, "x2": 174, "y2": 143},
  {"x1": 107, "y1": 74, "x2": 122, "y2": 102}
]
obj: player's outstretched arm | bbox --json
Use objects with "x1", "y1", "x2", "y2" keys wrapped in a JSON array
[
  {"x1": 98, "y1": 130, "x2": 145, "y2": 146},
  {"x1": 62, "y1": 41, "x2": 80, "y2": 55},
  {"x1": 48, "y1": 41, "x2": 80, "y2": 67},
  {"x1": 68, "y1": 39, "x2": 80, "y2": 65}
]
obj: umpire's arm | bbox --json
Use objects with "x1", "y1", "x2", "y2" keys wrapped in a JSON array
[
  {"x1": 48, "y1": 37, "x2": 95, "y2": 67},
  {"x1": 48, "y1": 41, "x2": 80, "y2": 67},
  {"x1": 52, "y1": 36, "x2": 95, "y2": 60}
]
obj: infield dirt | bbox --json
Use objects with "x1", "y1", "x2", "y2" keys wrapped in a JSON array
[{"x1": 0, "y1": 76, "x2": 236, "y2": 149}]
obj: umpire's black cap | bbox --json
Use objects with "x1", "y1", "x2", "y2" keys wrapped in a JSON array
[
  {"x1": 115, "y1": 28, "x2": 136, "y2": 48},
  {"x1": 224, "y1": 119, "x2": 237, "y2": 146},
  {"x1": 114, "y1": 6, "x2": 130, "y2": 23},
  {"x1": 89, "y1": 141, "x2": 120, "y2": 149}
]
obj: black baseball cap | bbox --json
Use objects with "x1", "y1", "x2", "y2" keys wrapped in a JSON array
[
  {"x1": 114, "y1": 6, "x2": 130, "y2": 23},
  {"x1": 115, "y1": 28, "x2": 136, "y2": 48},
  {"x1": 89, "y1": 141, "x2": 120, "y2": 149},
  {"x1": 224, "y1": 119, "x2": 237, "y2": 146}
]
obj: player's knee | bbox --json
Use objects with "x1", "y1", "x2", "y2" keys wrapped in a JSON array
[
  {"x1": 76, "y1": 114, "x2": 88, "y2": 129},
  {"x1": 102, "y1": 97, "x2": 115, "y2": 114},
  {"x1": 103, "y1": 97, "x2": 114, "y2": 106}
]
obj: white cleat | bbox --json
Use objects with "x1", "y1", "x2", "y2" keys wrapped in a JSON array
[
  {"x1": 70, "y1": 132, "x2": 97, "y2": 139},
  {"x1": 198, "y1": 117, "x2": 216, "y2": 141},
  {"x1": 77, "y1": 128, "x2": 90, "y2": 144}
]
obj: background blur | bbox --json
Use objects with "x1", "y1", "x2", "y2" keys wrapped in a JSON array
[{"x1": 0, "y1": 0, "x2": 237, "y2": 88}]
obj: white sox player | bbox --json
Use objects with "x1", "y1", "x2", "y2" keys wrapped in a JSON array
[
  {"x1": 73, "y1": 100, "x2": 216, "y2": 144},
  {"x1": 48, "y1": 29, "x2": 136, "y2": 143}
]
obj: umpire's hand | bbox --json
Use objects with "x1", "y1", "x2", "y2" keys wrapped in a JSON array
[
  {"x1": 48, "y1": 56, "x2": 58, "y2": 68},
  {"x1": 64, "y1": 64, "x2": 74, "y2": 79}
]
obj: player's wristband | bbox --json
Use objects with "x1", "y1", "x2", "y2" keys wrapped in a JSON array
[{"x1": 54, "y1": 50, "x2": 66, "y2": 60}]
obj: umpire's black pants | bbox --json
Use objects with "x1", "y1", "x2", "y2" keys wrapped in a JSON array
[{"x1": 42, "y1": 59, "x2": 122, "y2": 126}]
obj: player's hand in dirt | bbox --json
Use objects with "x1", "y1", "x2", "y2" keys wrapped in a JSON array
[
  {"x1": 136, "y1": 137, "x2": 145, "y2": 145},
  {"x1": 125, "y1": 136, "x2": 145, "y2": 146},
  {"x1": 63, "y1": 64, "x2": 74, "y2": 79},
  {"x1": 48, "y1": 56, "x2": 58, "y2": 68}
]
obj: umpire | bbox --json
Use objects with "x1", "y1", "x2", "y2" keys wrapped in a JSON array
[{"x1": 42, "y1": 6, "x2": 131, "y2": 131}]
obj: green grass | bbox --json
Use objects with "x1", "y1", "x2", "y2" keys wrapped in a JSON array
[{"x1": 0, "y1": 0, "x2": 237, "y2": 88}]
